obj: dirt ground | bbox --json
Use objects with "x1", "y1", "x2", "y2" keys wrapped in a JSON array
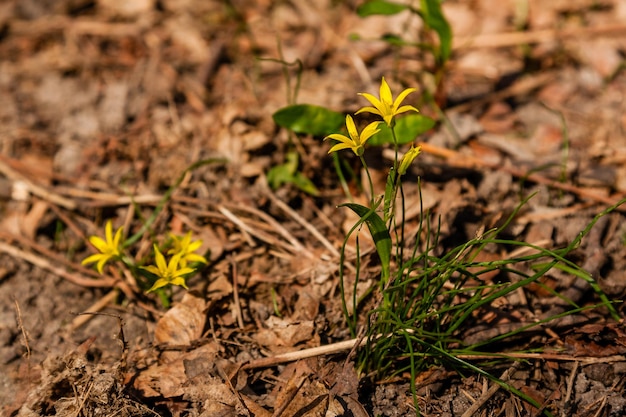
[{"x1": 1, "y1": 0, "x2": 626, "y2": 416}]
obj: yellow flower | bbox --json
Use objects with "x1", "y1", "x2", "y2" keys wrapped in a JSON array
[
  {"x1": 325, "y1": 115, "x2": 381, "y2": 156},
  {"x1": 356, "y1": 77, "x2": 419, "y2": 127},
  {"x1": 168, "y1": 232, "x2": 208, "y2": 268},
  {"x1": 82, "y1": 220, "x2": 123, "y2": 274},
  {"x1": 398, "y1": 145, "x2": 422, "y2": 175},
  {"x1": 143, "y1": 245, "x2": 195, "y2": 292}
]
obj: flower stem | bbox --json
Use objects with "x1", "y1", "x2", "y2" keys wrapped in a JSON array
[{"x1": 360, "y1": 155, "x2": 375, "y2": 207}]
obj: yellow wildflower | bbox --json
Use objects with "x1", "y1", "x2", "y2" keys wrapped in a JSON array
[
  {"x1": 82, "y1": 220, "x2": 123, "y2": 274},
  {"x1": 168, "y1": 232, "x2": 208, "y2": 268},
  {"x1": 325, "y1": 115, "x2": 380, "y2": 156},
  {"x1": 356, "y1": 77, "x2": 419, "y2": 127},
  {"x1": 143, "y1": 245, "x2": 195, "y2": 292}
]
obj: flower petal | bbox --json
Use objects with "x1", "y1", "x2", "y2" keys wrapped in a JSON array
[
  {"x1": 187, "y1": 239, "x2": 202, "y2": 252},
  {"x1": 325, "y1": 134, "x2": 354, "y2": 147},
  {"x1": 185, "y1": 253, "x2": 208, "y2": 264},
  {"x1": 112, "y1": 226, "x2": 123, "y2": 252},
  {"x1": 328, "y1": 143, "x2": 354, "y2": 154},
  {"x1": 345, "y1": 115, "x2": 359, "y2": 144},
  {"x1": 96, "y1": 257, "x2": 110, "y2": 274},
  {"x1": 88, "y1": 236, "x2": 109, "y2": 253},
  {"x1": 153, "y1": 246, "x2": 167, "y2": 272},
  {"x1": 379, "y1": 77, "x2": 393, "y2": 105},
  {"x1": 141, "y1": 265, "x2": 161, "y2": 276},
  {"x1": 168, "y1": 276, "x2": 188, "y2": 289},
  {"x1": 147, "y1": 278, "x2": 169, "y2": 293},
  {"x1": 357, "y1": 93, "x2": 383, "y2": 112},
  {"x1": 173, "y1": 267, "x2": 195, "y2": 277},
  {"x1": 82, "y1": 253, "x2": 103, "y2": 266},
  {"x1": 359, "y1": 122, "x2": 381, "y2": 146},
  {"x1": 105, "y1": 221, "x2": 113, "y2": 245},
  {"x1": 392, "y1": 88, "x2": 417, "y2": 111},
  {"x1": 395, "y1": 105, "x2": 419, "y2": 115},
  {"x1": 355, "y1": 106, "x2": 383, "y2": 117}
]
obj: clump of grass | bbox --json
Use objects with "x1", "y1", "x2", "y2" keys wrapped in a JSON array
[{"x1": 321, "y1": 77, "x2": 622, "y2": 416}]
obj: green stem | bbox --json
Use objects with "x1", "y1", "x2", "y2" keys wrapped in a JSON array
[{"x1": 359, "y1": 155, "x2": 375, "y2": 207}]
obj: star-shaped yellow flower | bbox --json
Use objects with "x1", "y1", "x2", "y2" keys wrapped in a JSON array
[
  {"x1": 168, "y1": 232, "x2": 208, "y2": 268},
  {"x1": 143, "y1": 245, "x2": 195, "y2": 292},
  {"x1": 82, "y1": 220, "x2": 123, "y2": 274},
  {"x1": 325, "y1": 115, "x2": 381, "y2": 156},
  {"x1": 356, "y1": 77, "x2": 419, "y2": 127}
]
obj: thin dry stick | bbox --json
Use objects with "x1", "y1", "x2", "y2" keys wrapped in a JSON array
[
  {"x1": 264, "y1": 190, "x2": 340, "y2": 258},
  {"x1": 515, "y1": 202, "x2": 598, "y2": 225},
  {"x1": 242, "y1": 337, "x2": 367, "y2": 370},
  {"x1": 591, "y1": 396, "x2": 608, "y2": 417},
  {"x1": 454, "y1": 23, "x2": 626, "y2": 50},
  {"x1": 0, "y1": 231, "x2": 103, "y2": 280},
  {"x1": 217, "y1": 205, "x2": 258, "y2": 247},
  {"x1": 219, "y1": 205, "x2": 304, "y2": 255},
  {"x1": 231, "y1": 257, "x2": 244, "y2": 330},
  {"x1": 271, "y1": 369, "x2": 308, "y2": 417},
  {"x1": 562, "y1": 361, "x2": 579, "y2": 417},
  {"x1": 13, "y1": 298, "x2": 31, "y2": 359},
  {"x1": 224, "y1": 202, "x2": 313, "y2": 258},
  {"x1": 447, "y1": 72, "x2": 555, "y2": 114},
  {"x1": 419, "y1": 142, "x2": 626, "y2": 209},
  {"x1": 10, "y1": 16, "x2": 140, "y2": 37},
  {"x1": 0, "y1": 241, "x2": 116, "y2": 287},
  {"x1": 461, "y1": 363, "x2": 520, "y2": 417},
  {"x1": 48, "y1": 204, "x2": 88, "y2": 242},
  {"x1": 70, "y1": 290, "x2": 120, "y2": 331},
  {"x1": 0, "y1": 155, "x2": 76, "y2": 210},
  {"x1": 54, "y1": 184, "x2": 161, "y2": 203}
]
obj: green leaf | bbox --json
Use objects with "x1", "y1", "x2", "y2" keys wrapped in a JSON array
[
  {"x1": 420, "y1": 0, "x2": 452, "y2": 63},
  {"x1": 370, "y1": 114, "x2": 436, "y2": 146},
  {"x1": 357, "y1": 0, "x2": 408, "y2": 16},
  {"x1": 273, "y1": 104, "x2": 344, "y2": 136},
  {"x1": 267, "y1": 152, "x2": 319, "y2": 196},
  {"x1": 341, "y1": 203, "x2": 391, "y2": 284},
  {"x1": 291, "y1": 171, "x2": 319, "y2": 196}
]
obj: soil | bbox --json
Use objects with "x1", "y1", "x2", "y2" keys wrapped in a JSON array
[{"x1": 1, "y1": 0, "x2": 626, "y2": 416}]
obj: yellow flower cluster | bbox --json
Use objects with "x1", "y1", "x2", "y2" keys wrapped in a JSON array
[{"x1": 82, "y1": 221, "x2": 207, "y2": 293}]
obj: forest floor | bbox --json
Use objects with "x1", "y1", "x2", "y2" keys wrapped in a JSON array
[{"x1": 1, "y1": 0, "x2": 626, "y2": 416}]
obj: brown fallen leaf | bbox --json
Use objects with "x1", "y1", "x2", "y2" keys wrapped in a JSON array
[{"x1": 155, "y1": 292, "x2": 207, "y2": 362}]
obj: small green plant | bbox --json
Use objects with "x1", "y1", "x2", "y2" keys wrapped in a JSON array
[
  {"x1": 260, "y1": 44, "x2": 321, "y2": 196},
  {"x1": 81, "y1": 159, "x2": 222, "y2": 305},
  {"x1": 356, "y1": 0, "x2": 452, "y2": 88},
  {"x1": 323, "y1": 78, "x2": 622, "y2": 416},
  {"x1": 82, "y1": 220, "x2": 207, "y2": 294}
]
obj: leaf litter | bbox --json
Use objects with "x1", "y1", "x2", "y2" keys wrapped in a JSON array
[{"x1": 1, "y1": 0, "x2": 626, "y2": 416}]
